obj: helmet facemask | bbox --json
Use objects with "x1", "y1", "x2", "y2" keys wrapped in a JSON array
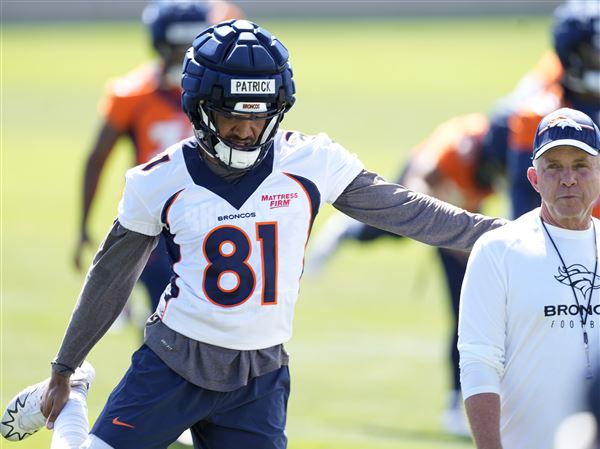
[
  {"x1": 562, "y1": 42, "x2": 600, "y2": 98},
  {"x1": 193, "y1": 98, "x2": 285, "y2": 171},
  {"x1": 552, "y1": 2, "x2": 600, "y2": 100},
  {"x1": 157, "y1": 43, "x2": 190, "y2": 88}
]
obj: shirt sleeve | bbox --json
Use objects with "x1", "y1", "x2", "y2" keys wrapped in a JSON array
[
  {"x1": 322, "y1": 137, "x2": 364, "y2": 204},
  {"x1": 53, "y1": 221, "x2": 159, "y2": 371},
  {"x1": 458, "y1": 235, "x2": 507, "y2": 399},
  {"x1": 333, "y1": 170, "x2": 508, "y2": 252},
  {"x1": 118, "y1": 169, "x2": 163, "y2": 236}
]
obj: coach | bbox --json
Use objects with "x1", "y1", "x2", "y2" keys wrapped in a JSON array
[{"x1": 458, "y1": 107, "x2": 600, "y2": 449}]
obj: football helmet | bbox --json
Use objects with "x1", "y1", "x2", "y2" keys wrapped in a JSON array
[
  {"x1": 182, "y1": 20, "x2": 296, "y2": 170},
  {"x1": 142, "y1": 1, "x2": 210, "y2": 86},
  {"x1": 553, "y1": 1, "x2": 600, "y2": 97}
]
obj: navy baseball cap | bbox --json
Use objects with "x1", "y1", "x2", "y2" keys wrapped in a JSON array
[{"x1": 532, "y1": 107, "x2": 600, "y2": 160}]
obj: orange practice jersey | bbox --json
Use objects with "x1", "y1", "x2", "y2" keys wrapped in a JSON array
[
  {"x1": 531, "y1": 51, "x2": 564, "y2": 91},
  {"x1": 409, "y1": 113, "x2": 492, "y2": 212},
  {"x1": 506, "y1": 52, "x2": 566, "y2": 152},
  {"x1": 101, "y1": 63, "x2": 193, "y2": 164}
]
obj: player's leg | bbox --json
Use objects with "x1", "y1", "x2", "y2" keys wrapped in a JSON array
[
  {"x1": 50, "y1": 395, "x2": 88, "y2": 448},
  {"x1": 137, "y1": 237, "x2": 193, "y2": 446},
  {"x1": 438, "y1": 249, "x2": 467, "y2": 394},
  {"x1": 193, "y1": 365, "x2": 290, "y2": 449},
  {"x1": 437, "y1": 248, "x2": 470, "y2": 437},
  {"x1": 90, "y1": 345, "x2": 217, "y2": 449},
  {"x1": 304, "y1": 213, "x2": 363, "y2": 274},
  {"x1": 508, "y1": 149, "x2": 540, "y2": 219},
  {"x1": 1, "y1": 362, "x2": 95, "y2": 445},
  {"x1": 305, "y1": 162, "x2": 408, "y2": 274},
  {"x1": 50, "y1": 364, "x2": 96, "y2": 449},
  {"x1": 306, "y1": 213, "x2": 402, "y2": 275},
  {"x1": 79, "y1": 434, "x2": 116, "y2": 449}
]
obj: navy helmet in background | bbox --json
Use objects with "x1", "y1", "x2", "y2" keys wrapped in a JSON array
[
  {"x1": 553, "y1": 1, "x2": 600, "y2": 97},
  {"x1": 142, "y1": 0, "x2": 210, "y2": 53}
]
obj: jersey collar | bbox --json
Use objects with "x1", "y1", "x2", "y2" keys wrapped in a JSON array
[{"x1": 182, "y1": 139, "x2": 274, "y2": 209}]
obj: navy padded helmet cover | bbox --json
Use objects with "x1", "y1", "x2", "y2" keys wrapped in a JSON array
[{"x1": 182, "y1": 20, "x2": 296, "y2": 119}]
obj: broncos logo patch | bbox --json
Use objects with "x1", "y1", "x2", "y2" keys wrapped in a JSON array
[
  {"x1": 555, "y1": 264, "x2": 600, "y2": 299},
  {"x1": 546, "y1": 115, "x2": 583, "y2": 131}
]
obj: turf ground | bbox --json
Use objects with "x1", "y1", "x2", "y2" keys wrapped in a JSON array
[{"x1": 2, "y1": 16, "x2": 551, "y2": 449}]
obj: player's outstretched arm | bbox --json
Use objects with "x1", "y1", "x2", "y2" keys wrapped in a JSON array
[
  {"x1": 45, "y1": 221, "x2": 158, "y2": 426},
  {"x1": 333, "y1": 170, "x2": 507, "y2": 252},
  {"x1": 74, "y1": 122, "x2": 122, "y2": 271}
]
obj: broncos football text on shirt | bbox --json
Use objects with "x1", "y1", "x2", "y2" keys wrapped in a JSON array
[{"x1": 118, "y1": 130, "x2": 363, "y2": 350}]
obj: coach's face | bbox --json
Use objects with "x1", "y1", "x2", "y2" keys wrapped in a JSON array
[{"x1": 527, "y1": 145, "x2": 600, "y2": 230}]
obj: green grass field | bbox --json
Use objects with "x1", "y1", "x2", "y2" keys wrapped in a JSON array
[{"x1": 2, "y1": 16, "x2": 551, "y2": 449}]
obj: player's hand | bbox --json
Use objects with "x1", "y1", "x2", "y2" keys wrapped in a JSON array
[
  {"x1": 41, "y1": 373, "x2": 71, "y2": 430},
  {"x1": 73, "y1": 231, "x2": 92, "y2": 272}
]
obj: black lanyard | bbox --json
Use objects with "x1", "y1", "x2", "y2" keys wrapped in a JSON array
[{"x1": 541, "y1": 218, "x2": 598, "y2": 380}]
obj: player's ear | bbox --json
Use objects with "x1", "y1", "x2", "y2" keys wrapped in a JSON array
[{"x1": 527, "y1": 166, "x2": 540, "y2": 193}]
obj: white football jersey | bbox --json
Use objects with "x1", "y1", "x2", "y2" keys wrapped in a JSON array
[{"x1": 118, "y1": 130, "x2": 363, "y2": 350}]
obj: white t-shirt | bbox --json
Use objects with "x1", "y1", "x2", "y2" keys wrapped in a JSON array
[
  {"x1": 118, "y1": 130, "x2": 363, "y2": 350},
  {"x1": 459, "y1": 209, "x2": 600, "y2": 449}
]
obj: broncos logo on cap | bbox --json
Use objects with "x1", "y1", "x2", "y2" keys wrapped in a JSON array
[
  {"x1": 555, "y1": 264, "x2": 600, "y2": 299},
  {"x1": 548, "y1": 115, "x2": 582, "y2": 130},
  {"x1": 538, "y1": 116, "x2": 583, "y2": 136}
]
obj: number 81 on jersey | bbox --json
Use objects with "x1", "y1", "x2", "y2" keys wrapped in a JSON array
[{"x1": 202, "y1": 222, "x2": 277, "y2": 307}]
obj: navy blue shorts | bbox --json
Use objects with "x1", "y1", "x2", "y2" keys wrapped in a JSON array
[{"x1": 92, "y1": 345, "x2": 290, "y2": 449}]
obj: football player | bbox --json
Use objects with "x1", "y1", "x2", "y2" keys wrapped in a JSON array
[
  {"x1": 306, "y1": 113, "x2": 494, "y2": 437},
  {"x1": 2, "y1": 20, "x2": 506, "y2": 449},
  {"x1": 477, "y1": 1, "x2": 600, "y2": 219},
  {"x1": 73, "y1": 0, "x2": 244, "y2": 312}
]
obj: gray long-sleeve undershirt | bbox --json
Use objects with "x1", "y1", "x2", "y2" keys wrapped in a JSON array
[
  {"x1": 334, "y1": 170, "x2": 506, "y2": 251},
  {"x1": 52, "y1": 170, "x2": 507, "y2": 390},
  {"x1": 53, "y1": 222, "x2": 158, "y2": 373}
]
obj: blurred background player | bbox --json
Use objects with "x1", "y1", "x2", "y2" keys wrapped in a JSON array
[
  {"x1": 73, "y1": 0, "x2": 244, "y2": 317},
  {"x1": 553, "y1": 360, "x2": 600, "y2": 449},
  {"x1": 477, "y1": 0, "x2": 600, "y2": 220},
  {"x1": 306, "y1": 113, "x2": 494, "y2": 437}
]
